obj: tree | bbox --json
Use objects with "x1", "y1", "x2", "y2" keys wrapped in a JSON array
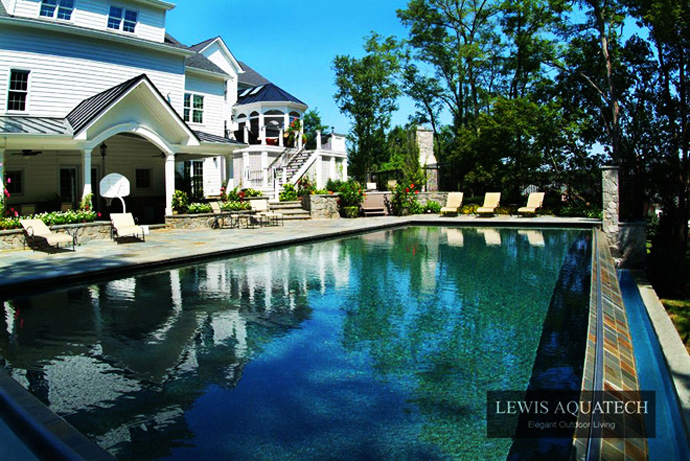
[
  {"x1": 333, "y1": 34, "x2": 401, "y2": 181},
  {"x1": 302, "y1": 109, "x2": 330, "y2": 150}
]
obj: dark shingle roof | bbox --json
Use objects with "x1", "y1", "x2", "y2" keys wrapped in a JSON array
[
  {"x1": 189, "y1": 37, "x2": 218, "y2": 52},
  {"x1": 0, "y1": 116, "x2": 72, "y2": 136},
  {"x1": 66, "y1": 75, "x2": 147, "y2": 133},
  {"x1": 164, "y1": 33, "x2": 190, "y2": 50},
  {"x1": 238, "y1": 61, "x2": 271, "y2": 87},
  {"x1": 236, "y1": 83, "x2": 306, "y2": 106},
  {"x1": 194, "y1": 131, "x2": 245, "y2": 145},
  {"x1": 186, "y1": 53, "x2": 227, "y2": 76}
]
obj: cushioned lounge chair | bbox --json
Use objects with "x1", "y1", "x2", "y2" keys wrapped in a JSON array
[
  {"x1": 517, "y1": 192, "x2": 545, "y2": 216},
  {"x1": 111, "y1": 213, "x2": 145, "y2": 241},
  {"x1": 440, "y1": 192, "x2": 464, "y2": 216},
  {"x1": 20, "y1": 219, "x2": 74, "y2": 251},
  {"x1": 476, "y1": 192, "x2": 501, "y2": 216}
]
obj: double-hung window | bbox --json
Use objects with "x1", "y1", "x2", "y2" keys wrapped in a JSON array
[
  {"x1": 108, "y1": 5, "x2": 138, "y2": 33},
  {"x1": 183, "y1": 93, "x2": 204, "y2": 124},
  {"x1": 40, "y1": 0, "x2": 74, "y2": 20},
  {"x1": 7, "y1": 70, "x2": 29, "y2": 112}
]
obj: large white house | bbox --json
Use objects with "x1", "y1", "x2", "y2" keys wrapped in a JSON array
[{"x1": 0, "y1": 0, "x2": 347, "y2": 223}]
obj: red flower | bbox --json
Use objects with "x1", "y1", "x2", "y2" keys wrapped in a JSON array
[
  {"x1": 405, "y1": 188, "x2": 409, "y2": 193},
  {"x1": 6, "y1": 178, "x2": 10, "y2": 184},
  {"x1": 97, "y1": 212, "x2": 102, "y2": 217},
  {"x1": 410, "y1": 183, "x2": 414, "y2": 188},
  {"x1": 415, "y1": 190, "x2": 419, "y2": 194}
]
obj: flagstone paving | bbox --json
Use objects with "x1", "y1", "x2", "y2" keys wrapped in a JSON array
[{"x1": 0, "y1": 214, "x2": 598, "y2": 294}]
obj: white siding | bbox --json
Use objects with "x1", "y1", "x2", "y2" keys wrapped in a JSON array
[
  {"x1": 11, "y1": 0, "x2": 167, "y2": 43},
  {"x1": 184, "y1": 73, "x2": 224, "y2": 136},
  {"x1": 1, "y1": 0, "x2": 17, "y2": 14},
  {"x1": 0, "y1": 24, "x2": 185, "y2": 117},
  {"x1": 202, "y1": 157, "x2": 221, "y2": 196}
]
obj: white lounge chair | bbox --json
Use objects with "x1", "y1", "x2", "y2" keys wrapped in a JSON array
[
  {"x1": 20, "y1": 219, "x2": 74, "y2": 251},
  {"x1": 111, "y1": 213, "x2": 145, "y2": 241},
  {"x1": 476, "y1": 192, "x2": 501, "y2": 217},
  {"x1": 440, "y1": 192, "x2": 464, "y2": 216},
  {"x1": 517, "y1": 192, "x2": 545, "y2": 216}
]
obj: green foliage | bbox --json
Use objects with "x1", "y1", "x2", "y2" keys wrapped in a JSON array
[
  {"x1": 224, "y1": 186, "x2": 242, "y2": 202},
  {"x1": 279, "y1": 184, "x2": 299, "y2": 202},
  {"x1": 303, "y1": 109, "x2": 330, "y2": 150},
  {"x1": 220, "y1": 201, "x2": 251, "y2": 211},
  {"x1": 556, "y1": 201, "x2": 602, "y2": 219},
  {"x1": 171, "y1": 189, "x2": 189, "y2": 213},
  {"x1": 0, "y1": 217, "x2": 19, "y2": 230},
  {"x1": 187, "y1": 203, "x2": 213, "y2": 214},
  {"x1": 335, "y1": 180, "x2": 365, "y2": 208},
  {"x1": 79, "y1": 193, "x2": 93, "y2": 211},
  {"x1": 333, "y1": 33, "x2": 401, "y2": 180},
  {"x1": 424, "y1": 200, "x2": 442, "y2": 213},
  {"x1": 460, "y1": 204, "x2": 480, "y2": 215},
  {"x1": 242, "y1": 188, "x2": 263, "y2": 198},
  {"x1": 296, "y1": 177, "x2": 316, "y2": 197},
  {"x1": 390, "y1": 181, "x2": 423, "y2": 216}
]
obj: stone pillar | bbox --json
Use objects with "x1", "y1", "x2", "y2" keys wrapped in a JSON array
[
  {"x1": 602, "y1": 166, "x2": 620, "y2": 255},
  {"x1": 81, "y1": 148, "x2": 93, "y2": 200},
  {"x1": 165, "y1": 152, "x2": 176, "y2": 216}
]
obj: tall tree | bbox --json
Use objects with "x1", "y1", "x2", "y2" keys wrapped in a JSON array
[
  {"x1": 302, "y1": 109, "x2": 330, "y2": 150},
  {"x1": 333, "y1": 34, "x2": 401, "y2": 181}
]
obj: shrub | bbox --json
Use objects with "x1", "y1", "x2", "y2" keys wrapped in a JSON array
[
  {"x1": 225, "y1": 186, "x2": 242, "y2": 202},
  {"x1": 242, "y1": 188, "x2": 263, "y2": 198},
  {"x1": 296, "y1": 177, "x2": 316, "y2": 197},
  {"x1": 390, "y1": 181, "x2": 422, "y2": 216},
  {"x1": 280, "y1": 184, "x2": 299, "y2": 201},
  {"x1": 337, "y1": 180, "x2": 365, "y2": 208},
  {"x1": 221, "y1": 201, "x2": 251, "y2": 211},
  {"x1": 557, "y1": 201, "x2": 602, "y2": 219},
  {"x1": 424, "y1": 201, "x2": 442, "y2": 214},
  {"x1": 187, "y1": 202, "x2": 212, "y2": 214},
  {"x1": 460, "y1": 204, "x2": 479, "y2": 215},
  {"x1": 172, "y1": 190, "x2": 189, "y2": 213}
]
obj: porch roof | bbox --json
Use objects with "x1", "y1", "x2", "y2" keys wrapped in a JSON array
[
  {"x1": 194, "y1": 131, "x2": 244, "y2": 145},
  {"x1": 0, "y1": 116, "x2": 73, "y2": 136}
]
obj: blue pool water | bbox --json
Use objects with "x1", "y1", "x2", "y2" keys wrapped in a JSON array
[
  {"x1": 0, "y1": 227, "x2": 592, "y2": 460},
  {"x1": 618, "y1": 271, "x2": 690, "y2": 461}
]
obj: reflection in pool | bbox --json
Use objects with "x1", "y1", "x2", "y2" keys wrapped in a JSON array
[{"x1": 0, "y1": 227, "x2": 591, "y2": 460}]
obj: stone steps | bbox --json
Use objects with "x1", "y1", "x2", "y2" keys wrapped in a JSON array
[{"x1": 269, "y1": 201, "x2": 310, "y2": 220}]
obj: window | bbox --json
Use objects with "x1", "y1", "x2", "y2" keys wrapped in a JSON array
[
  {"x1": 183, "y1": 93, "x2": 204, "y2": 124},
  {"x1": 107, "y1": 5, "x2": 137, "y2": 33},
  {"x1": 59, "y1": 167, "x2": 78, "y2": 206},
  {"x1": 7, "y1": 70, "x2": 29, "y2": 112},
  {"x1": 40, "y1": 0, "x2": 74, "y2": 20},
  {"x1": 5, "y1": 171, "x2": 23, "y2": 195},
  {"x1": 136, "y1": 168, "x2": 151, "y2": 189}
]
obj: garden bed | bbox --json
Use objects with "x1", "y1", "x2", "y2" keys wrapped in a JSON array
[{"x1": 0, "y1": 221, "x2": 113, "y2": 251}]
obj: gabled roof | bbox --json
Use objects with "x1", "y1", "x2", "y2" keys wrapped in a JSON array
[
  {"x1": 189, "y1": 37, "x2": 217, "y2": 52},
  {"x1": 236, "y1": 83, "x2": 306, "y2": 106},
  {"x1": 238, "y1": 61, "x2": 271, "y2": 87},
  {"x1": 186, "y1": 53, "x2": 227, "y2": 76},
  {"x1": 66, "y1": 75, "x2": 146, "y2": 133},
  {"x1": 189, "y1": 36, "x2": 243, "y2": 76}
]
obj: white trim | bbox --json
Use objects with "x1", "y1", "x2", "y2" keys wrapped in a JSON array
[
  {"x1": 106, "y1": 4, "x2": 139, "y2": 34},
  {"x1": 5, "y1": 68, "x2": 31, "y2": 115},
  {"x1": 192, "y1": 37, "x2": 243, "y2": 75},
  {"x1": 85, "y1": 123, "x2": 180, "y2": 154}
]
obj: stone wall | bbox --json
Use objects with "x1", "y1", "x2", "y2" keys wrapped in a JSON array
[
  {"x1": 0, "y1": 221, "x2": 112, "y2": 251},
  {"x1": 417, "y1": 191, "x2": 449, "y2": 207},
  {"x1": 165, "y1": 213, "x2": 243, "y2": 229},
  {"x1": 601, "y1": 166, "x2": 620, "y2": 254},
  {"x1": 302, "y1": 194, "x2": 340, "y2": 219}
]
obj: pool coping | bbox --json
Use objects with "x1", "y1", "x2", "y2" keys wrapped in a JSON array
[{"x1": 631, "y1": 271, "x2": 690, "y2": 441}]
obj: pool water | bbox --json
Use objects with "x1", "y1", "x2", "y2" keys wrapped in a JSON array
[{"x1": 0, "y1": 227, "x2": 591, "y2": 460}]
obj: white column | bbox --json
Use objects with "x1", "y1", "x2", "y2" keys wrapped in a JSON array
[
  {"x1": 316, "y1": 155, "x2": 323, "y2": 189},
  {"x1": 261, "y1": 151, "x2": 268, "y2": 188},
  {"x1": 165, "y1": 152, "x2": 176, "y2": 216},
  {"x1": 224, "y1": 154, "x2": 233, "y2": 191},
  {"x1": 342, "y1": 159, "x2": 348, "y2": 181},
  {"x1": 0, "y1": 149, "x2": 5, "y2": 202},
  {"x1": 243, "y1": 125, "x2": 249, "y2": 143},
  {"x1": 330, "y1": 156, "x2": 336, "y2": 182},
  {"x1": 283, "y1": 114, "x2": 290, "y2": 130},
  {"x1": 259, "y1": 113, "x2": 266, "y2": 145},
  {"x1": 81, "y1": 148, "x2": 93, "y2": 201},
  {"x1": 298, "y1": 121, "x2": 304, "y2": 150},
  {"x1": 242, "y1": 151, "x2": 250, "y2": 188},
  {"x1": 279, "y1": 128, "x2": 284, "y2": 147},
  {"x1": 316, "y1": 130, "x2": 322, "y2": 150}
]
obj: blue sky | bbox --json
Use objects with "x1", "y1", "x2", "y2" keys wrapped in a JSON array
[{"x1": 166, "y1": 0, "x2": 413, "y2": 134}]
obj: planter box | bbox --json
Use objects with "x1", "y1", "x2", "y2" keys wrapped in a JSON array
[
  {"x1": 0, "y1": 221, "x2": 112, "y2": 251},
  {"x1": 165, "y1": 211, "x2": 252, "y2": 230}
]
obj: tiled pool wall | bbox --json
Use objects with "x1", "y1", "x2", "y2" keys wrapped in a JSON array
[{"x1": 573, "y1": 230, "x2": 648, "y2": 460}]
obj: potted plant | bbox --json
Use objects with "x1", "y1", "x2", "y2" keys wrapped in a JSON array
[{"x1": 171, "y1": 189, "x2": 189, "y2": 214}]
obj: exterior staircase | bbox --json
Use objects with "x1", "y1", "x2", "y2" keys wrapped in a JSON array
[
  {"x1": 269, "y1": 201, "x2": 311, "y2": 220},
  {"x1": 283, "y1": 149, "x2": 312, "y2": 183}
]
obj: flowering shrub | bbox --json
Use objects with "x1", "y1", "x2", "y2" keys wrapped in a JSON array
[
  {"x1": 220, "y1": 201, "x2": 251, "y2": 211},
  {"x1": 80, "y1": 193, "x2": 93, "y2": 211},
  {"x1": 337, "y1": 180, "x2": 364, "y2": 208},
  {"x1": 296, "y1": 177, "x2": 316, "y2": 197},
  {"x1": 242, "y1": 188, "x2": 263, "y2": 198},
  {"x1": 224, "y1": 186, "x2": 242, "y2": 202},
  {"x1": 187, "y1": 202, "x2": 213, "y2": 214},
  {"x1": 284, "y1": 120, "x2": 306, "y2": 147},
  {"x1": 390, "y1": 181, "x2": 422, "y2": 215}
]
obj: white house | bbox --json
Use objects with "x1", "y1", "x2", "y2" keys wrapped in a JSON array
[{"x1": 0, "y1": 0, "x2": 347, "y2": 223}]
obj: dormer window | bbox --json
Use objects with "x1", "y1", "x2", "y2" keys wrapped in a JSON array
[
  {"x1": 107, "y1": 6, "x2": 138, "y2": 33},
  {"x1": 40, "y1": 0, "x2": 74, "y2": 20}
]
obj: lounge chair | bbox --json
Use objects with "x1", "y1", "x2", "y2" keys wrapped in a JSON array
[
  {"x1": 440, "y1": 192, "x2": 464, "y2": 216},
  {"x1": 517, "y1": 192, "x2": 545, "y2": 216},
  {"x1": 111, "y1": 213, "x2": 145, "y2": 241},
  {"x1": 476, "y1": 192, "x2": 501, "y2": 217},
  {"x1": 20, "y1": 219, "x2": 75, "y2": 251},
  {"x1": 250, "y1": 199, "x2": 283, "y2": 226}
]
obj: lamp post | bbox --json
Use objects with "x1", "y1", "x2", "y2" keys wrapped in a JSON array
[{"x1": 100, "y1": 142, "x2": 108, "y2": 174}]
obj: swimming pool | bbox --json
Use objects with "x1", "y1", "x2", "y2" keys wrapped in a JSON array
[{"x1": 0, "y1": 227, "x2": 591, "y2": 459}]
